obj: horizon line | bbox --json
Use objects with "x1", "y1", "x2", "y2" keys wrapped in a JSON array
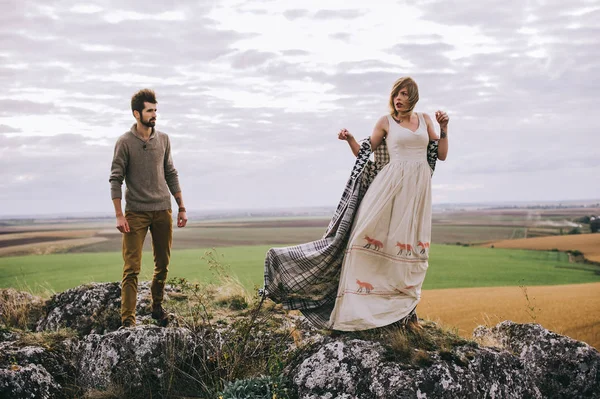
[{"x1": 1, "y1": 198, "x2": 599, "y2": 220}]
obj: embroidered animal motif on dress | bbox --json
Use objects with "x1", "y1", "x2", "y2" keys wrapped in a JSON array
[
  {"x1": 363, "y1": 235, "x2": 383, "y2": 250},
  {"x1": 356, "y1": 279, "x2": 374, "y2": 294},
  {"x1": 395, "y1": 242, "x2": 414, "y2": 255},
  {"x1": 417, "y1": 241, "x2": 430, "y2": 254}
]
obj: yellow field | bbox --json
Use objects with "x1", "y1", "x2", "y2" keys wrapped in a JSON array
[
  {"x1": 418, "y1": 283, "x2": 600, "y2": 349},
  {"x1": 483, "y1": 233, "x2": 600, "y2": 262}
]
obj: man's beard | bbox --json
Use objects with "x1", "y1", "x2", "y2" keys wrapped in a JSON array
[{"x1": 141, "y1": 117, "x2": 156, "y2": 128}]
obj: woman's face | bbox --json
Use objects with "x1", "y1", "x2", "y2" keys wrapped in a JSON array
[{"x1": 393, "y1": 87, "x2": 409, "y2": 112}]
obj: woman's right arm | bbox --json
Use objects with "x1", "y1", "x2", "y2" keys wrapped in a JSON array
[
  {"x1": 338, "y1": 128, "x2": 360, "y2": 156},
  {"x1": 369, "y1": 116, "x2": 388, "y2": 151},
  {"x1": 338, "y1": 116, "x2": 388, "y2": 156}
]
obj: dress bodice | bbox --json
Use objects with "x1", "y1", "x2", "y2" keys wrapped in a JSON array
[{"x1": 385, "y1": 113, "x2": 428, "y2": 162}]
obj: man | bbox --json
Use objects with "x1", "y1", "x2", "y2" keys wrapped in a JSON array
[{"x1": 109, "y1": 88, "x2": 187, "y2": 327}]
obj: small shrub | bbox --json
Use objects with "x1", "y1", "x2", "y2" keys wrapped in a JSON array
[
  {"x1": 83, "y1": 386, "x2": 126, "y2": 399},
  {"x1": 164, "y1": 249, "x2": 299, "y2": 397},
  {"x1": 378, "y1": 320, "x2": 466, "y2": 366},
  {"x1": 519, "y1": 285, "x2": 540, "y2": 322},
  {"x1": 385, "y1": 329, "x2": 413, "y2": 361},
  {"x1": 216, "y1": 295, "x2": 248, "y2": 310},
  {"x1": 413, "y1": 349, "x2": 433, "y2": 367},
  {"x1": 219, "y1": 375, "x2": 296, "y2": 399}
]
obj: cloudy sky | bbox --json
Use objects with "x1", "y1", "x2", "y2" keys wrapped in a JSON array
[{"x1": 1, "y1": 0, "x2": 599, "y2": 217}]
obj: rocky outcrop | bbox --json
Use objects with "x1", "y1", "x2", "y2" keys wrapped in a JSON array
[
  {"x1": 36, "y1": 281, "x2": 175, "y2": 335},
  {"x1": 76, "y1": 325, "x2": 204, "y2": 398},
  {"x1": 291, "y1": 321, "x2": 600, "y2": 398},
  {"x1": 292, "y1": 338, "x2": 541, "y2": 398},
  {"x1": 0, "y1": 339, "x2": 76, "y2": 399},
  {"x1": 0, "y1": 363, "x2": 62, "y2": 399},
  {"x1": 35, "y1": 282, "x2": 122, "y2": 335},
  {"x1": 473, "y1": 321, "x2": 600, "y2": 398},
  {"x1": 1, "y1": 284, "x2": 599, "y2": 398}
]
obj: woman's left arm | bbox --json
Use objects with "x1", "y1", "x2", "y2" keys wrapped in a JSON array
[{"x1": 424, "y1": 112, "x2": 449, "y2": 161}]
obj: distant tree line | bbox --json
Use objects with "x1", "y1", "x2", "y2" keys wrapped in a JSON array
[
  {"x1": 576, "y1": 215, "x2": 600, "y2": 233},
  {"x1": 592, "y1": 216, "x2": 600, "y2": 233}
]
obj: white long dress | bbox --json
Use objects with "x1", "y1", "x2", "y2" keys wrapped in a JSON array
[{"x1": 328, "y1": 113, "x2": 432, "y2": 331}]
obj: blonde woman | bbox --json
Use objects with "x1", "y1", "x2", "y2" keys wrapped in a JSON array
[{"x1": 330, "y1": 77, "x2": 449, "y2": 330}]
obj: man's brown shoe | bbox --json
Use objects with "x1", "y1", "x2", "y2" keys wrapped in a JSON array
[
  {"x1": 151, "y1": 305, "x2": 169, "y2": 327},
  {"x1": 119, "y1": 319, "x2": 135, "y2": 329}
]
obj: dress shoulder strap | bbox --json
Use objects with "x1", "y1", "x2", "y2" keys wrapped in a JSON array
[{"x1": 389, "y1": 114, "x2": 400, "y2": 126}]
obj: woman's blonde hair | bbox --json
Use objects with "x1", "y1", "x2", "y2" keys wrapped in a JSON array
[{"x1": 388, "y1": 77, "x2": 419, "y2": 119}]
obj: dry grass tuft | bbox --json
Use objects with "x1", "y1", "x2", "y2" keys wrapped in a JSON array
[
  {"x1": 83, "y1": 386, "x2": 126, "y2": 399},
  {"x1": 337, "y1": 319, "x2": 469, "y2": 367},
  {"x1": 0, "y1": 288, "x2": 45, "y2": 330},
  {"x1": 14, "y1": 329, "x2": 78, "y2": 350}
]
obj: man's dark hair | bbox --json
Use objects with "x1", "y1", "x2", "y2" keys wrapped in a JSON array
[{"x1": 131, "y1": 89, "x2": 157, "y2": 116}]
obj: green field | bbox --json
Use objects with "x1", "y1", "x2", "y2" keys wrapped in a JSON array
[{"x1": 1, "y1": 244, "x2": 598, "y2": 295}]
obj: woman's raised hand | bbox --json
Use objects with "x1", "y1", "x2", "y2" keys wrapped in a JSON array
[
  {"x1": 435, "y1": 110, "x2": 449, "y2": 129},
  {"x1": 338, "y1": 128, "x2": 354, "y2": 141}
]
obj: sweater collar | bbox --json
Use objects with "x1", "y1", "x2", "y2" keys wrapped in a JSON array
[{"x1": 129, "y1": 123, "x2": 156, "y2": 142}]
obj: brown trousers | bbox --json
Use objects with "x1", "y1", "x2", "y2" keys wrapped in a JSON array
[{"x1": 121, "y1": 210, "x2": 173, "y2": 325}]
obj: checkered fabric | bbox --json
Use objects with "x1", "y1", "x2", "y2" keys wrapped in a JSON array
[
  {"x1": 262, "y1": 137, "x2": 438, "y2": 329},
  {"x1": 427, "y1": 140, "x2": 439, "y2": 173}
]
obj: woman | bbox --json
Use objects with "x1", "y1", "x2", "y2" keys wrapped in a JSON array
[
  {"x1": 262, "y1": 76, "x2": 448, "y2": 331},
  {"x1": 329, "y1": 76, "x2": 449, "y2": 330}
]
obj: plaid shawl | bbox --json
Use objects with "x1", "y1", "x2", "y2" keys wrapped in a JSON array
[{"x1": 262, "y1": 139, "x2": 438, "y2": 328}]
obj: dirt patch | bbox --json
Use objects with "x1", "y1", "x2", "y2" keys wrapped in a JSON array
[
  {"x1": 194, "y1": 219, "x2": 330, "y2": 229},
  {"x1": 418, "y1": 283, "x2": 600, "y2": 350},
  {"x1": 0, "y1": 236, "x2": 71, "y2": 248},
  {"x1": 0, "y1": 237, "x2": 109, "y2": 257},
  {"x1": 0, "y1": 230, "x2": 98, "y2": 241}
]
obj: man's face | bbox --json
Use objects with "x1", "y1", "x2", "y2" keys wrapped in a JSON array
[{"x1": 138, "y1": 102, "x2": 157, "y2": 128}]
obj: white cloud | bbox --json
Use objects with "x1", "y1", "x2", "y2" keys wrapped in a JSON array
[
  {"x1": 0, "y1": 0, "x2": 599, "y2": 216},
  {"x1": 70, "y1": 4, "x2": 104, "y2": 14},
  {"x1": 103, "y1": 10, "x2": 187, "y2": 24}
]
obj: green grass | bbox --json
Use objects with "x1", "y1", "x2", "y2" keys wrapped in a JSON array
[
  {"x1": 0, "y1": 245, "x2": 599, "y2": 295},
  {"x1": 422, "y1": 245, "x2": 600, "y2": 289},
  {"x1": 431, "y1": 225, "x2": 527, "y2": 244}
]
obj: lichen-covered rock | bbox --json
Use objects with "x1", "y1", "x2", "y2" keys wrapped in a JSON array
[
  {"x1": 0, "y1": 328, "x2": 19, "y2": 343},
  {"x1": 473, "y1": 321, "x2": 600, "y2": 398},
  {"x1": 292, "y1": 337, "x2": 542, "y2": 399},
  {"x1": 0, "y1": 337, "x2": 78, "y2": 399},
  {"x1": 0, "y1": 364, "x2": 62, "y2": 399},
  {"x1": 36, "y1": 282, "x2": 122, "y2": 335},
  {"x1": 77, "y1": 325, "x2": 203, "y2": 398},
  {"x1": 36, "y1": 281, "x2": 176, "y2": 335},
  {"x1": 2, "y1": 344, "x2": 64, "y2": 383}
]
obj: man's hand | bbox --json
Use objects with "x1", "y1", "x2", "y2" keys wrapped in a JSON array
[
  {"x1": 177, "y1": 211, "x2": 188, "y2": 228},
  {"x1": 116, "y1": 214, "x2": 130, "y2": 233}
]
